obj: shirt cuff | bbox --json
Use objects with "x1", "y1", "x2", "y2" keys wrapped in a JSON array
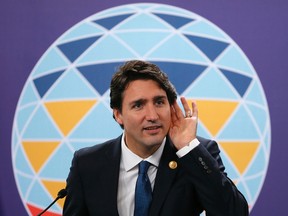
[{"x1": 176, "y1": 138, "x2": 200, "y2": 158}]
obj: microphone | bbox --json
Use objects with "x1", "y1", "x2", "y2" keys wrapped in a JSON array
[{"x1": 37, "y1": 188, "x2": 67, "y2": 216}]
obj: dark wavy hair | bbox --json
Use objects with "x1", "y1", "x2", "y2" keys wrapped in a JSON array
[{"x1": 110, "y1": 60, "x2": 177, "y2": 124}]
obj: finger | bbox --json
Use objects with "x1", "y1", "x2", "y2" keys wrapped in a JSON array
[
  {"x1": 191, "y1": 100, "x2": 198, "y2": 118},
  {"x1": 170, "y1": 104, "x2": 178, "y2": 123},
  {"x1": 171, "y1": 100, "x2": 183, "y2": 119},
  {"x1": 180, "y1": 97, "x2": 191, "y2": 117}
]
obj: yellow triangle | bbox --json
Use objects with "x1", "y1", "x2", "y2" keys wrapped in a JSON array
[
  {"x1": 44, "y1": 100, "x2": 97, "y2": 136},
  {"x1": 188, "y1": 100, "x2": 238, "y2": 136},
  {"x1": 42, "y1": 180, "x2": 67, "y2": 209},
  {"x1": 219, "y1": 141, "x2": 259, "y2": 174},
  {"x1": 22, "y1": 141, "x2": 60, "y2": 173}
]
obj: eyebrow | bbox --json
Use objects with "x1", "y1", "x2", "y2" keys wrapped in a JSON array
[{"x1": 129, "y1": 95, "x2": 167, "y2": 106}]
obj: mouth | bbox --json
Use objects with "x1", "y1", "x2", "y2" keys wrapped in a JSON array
[{"x1": 143, "y1": 125, "x2": 162, "y2": 134}]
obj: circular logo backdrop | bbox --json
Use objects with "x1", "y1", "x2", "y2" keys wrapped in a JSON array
[{"x1": 12, "y1": 3, "x2": 270, "y2": 215}]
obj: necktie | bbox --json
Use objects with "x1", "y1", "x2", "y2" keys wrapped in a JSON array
[{"x1": 134, "y1": 161, "x2": 152, "y2": 216}]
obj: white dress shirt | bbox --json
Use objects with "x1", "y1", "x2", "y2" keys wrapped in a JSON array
[{"x1": 117, "y1": 133, "x2": 199, "y2": 216}]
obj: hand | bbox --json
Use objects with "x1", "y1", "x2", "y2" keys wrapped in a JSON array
[{"x1": 169, "y1": 97, "x2": 198, "y2": 150}]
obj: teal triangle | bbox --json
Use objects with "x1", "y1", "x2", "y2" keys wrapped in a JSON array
[
  {"x1": 22, "y1": 105, "x2": 62, "y2": 139},
  {"x1": 19, "y1": 82, "x2": 39, "y2": 106},
  {"x1": 76, "y1": 35, "x2": 137, "y2": 64},
  {"x1": 116, "y1": 31, "x2": 171, "y2": 56},
  {"x1": 39, "y1": 142, "x2": 74, "y2": 179},
  {"x1": 245, "y1": 174, "x2": 263, "y2": 201},
  {"x1": 32, "y1": 47, "x2": 69, "y2": 77},
  {"x1": 218, "y1": 105, "x2": 259, "y2": 139},
  {"x1": 45, "y1": 68, "x2": 97, "y2": 100},
  {"x1": 184, "y1": 68, "x2": 239, "y2": 99},
  {"x1": 247, "y1": 104, "x2": 268, "y2": 134},
  {"x1": 93, "y1": 13, "x2": 134, "y2": 30},
  {"x1": 28, "y1": 180, "x2": 59, "y2": 211},
  {"x1": 245, "y1": 146, "x2": 266, "y2": 177},
  {"x1": 153, "y1": 13, "x2": 194, "y2": 29},
  {"x1": 148, "y1": 34, "x2": 208, "y2": 63},
  {"x1": 215, "y1": 46, "x2": 254, "y2": 76},
  {"x1": 60, "y1": 23, "x2": 104, "y2": 42},
  {"x1": 115, "y1": 13, "x2": 171, "y2": 30},
  {"x1": 245, "y1": 81, "x2": 266, "y2": 106},
  {"x1": 181, "y1": 21, "x2": 227, "y2": 40},
  {"x1": 15, "y1": 147, "x2": 34, "y2": 175},
  {"x1": 69, "y1": 102, "x2": 122, "y2": 139},
  {"x1": 17, "y1": 104, "x2": 37, "y2": 134},
  {"x1": 16, "y1": 173, "x2": 34, "y2": 198}
]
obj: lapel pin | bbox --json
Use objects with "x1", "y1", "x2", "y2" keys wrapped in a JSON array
[{"x1": 169, "y1": 161, "x2": 177, "y2": 169}]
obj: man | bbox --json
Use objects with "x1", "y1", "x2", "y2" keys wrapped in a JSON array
[{"x1": 63, "y1": 60, "x2": 249, "y2": 216}]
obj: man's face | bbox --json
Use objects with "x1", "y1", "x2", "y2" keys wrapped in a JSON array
[{"x1": 114, "y1": 79, "x2": 172, "y2": 158}]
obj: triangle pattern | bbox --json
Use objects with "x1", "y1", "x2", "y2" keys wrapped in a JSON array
[
  {"x1": 93, "y1": 13, "x2": 134, "y2": 29},
  {"x1": 15, "y1": 146, "x2": 34, "y2": 175},
  {"x1": 42, "y1": 180, "x2": 67, "y2": 209},
  {"x1": 184, "y1": 67, "x2": 239, "y2": 99},
  {"x1": 16, "y1": 173, "x2": 33, "y2": 198},
  {"x1": 245, "y1": 146, "x2": 266, "y2": 177},
  {"x1": 220, "y1": 69, "x2": 252, "y2": 97},
  {"x1": 76, "y1": 35, "x2": 137, "y2": 63},
  {"x1": 218, "y1": 105, "x2": 260, "y2": 140},
  {"x1": 45, "y1": 68, "x2": 97, "y2": 100},
  {"x1": 27, "y1": 203, "x2": 61, "y2": 216},
  {"x1": 147, "y1": 34, "x2": 208, "y2": 63},
  {"x1": 245, "y1": 174, "x2": 263, "y2": 201},
  {"x1": 116, "y1": 31, "x2": 171, "y2": 56},
  {"x1": 151, "y1": 61, "x2": 206, "y2": 94},
  {"x1": 247, "y1": 104, "x2": 268, "y2": 134},
  {"x1": 22, "y1": 105, "x2": 62, "y2": 139},
  {"x1": 17, "y1": 104, "x2": 37, "y2": 134},
  {"x1": 44, "y1": 100, "x2": 97, "y2": 136},
  {"x1": 218, "y1": 151, "x2": 240, "y2": 180},
  {"x1": 245, "y1": 81, "x2": 266, "y2": 106},
  {"x1": 184, "y1": 34, "x2": 229, "y2": 61},
  {"x1": 58, "y1": 36, "x2": 101, "y2": 62},
  {"x1": 219, "y1": 141, "x2": 259, "y2": 175},
  {"x1": 32, "y1": 48, "x2": 69, "y2": 77},
  {"x1": 22, "y1": 141, "x2": 60, "y2": 173},
  {"x1": 19, "y1": 82, "x2": 39, "y2": 106},
  {"x1": 153, "y1": 13, "x2": 194, "y2": 29},
  {"x1": 78, "y1": 62, "x2": 123, "y2": 95},
  {"x1": 33, "y1": 70, "x2": 65, "y2": 98},
  {"x1": 190, "y1": 100, "x2": 239, "y2": 136}
]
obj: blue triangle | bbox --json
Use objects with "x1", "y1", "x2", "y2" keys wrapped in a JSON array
[
  {"x1": 22, "y1": 105, "x2": 62, "y2": 139},
  {"x1": 16, "y1": 173, "x2": 34, "y2": 198},
  {"x1": 78, "y1": 62, "x2": 123, "y2": 95},
  {"x1": 153, "y1": 13, "x2": 194, "y2": 29},
  {"x1": 184, "y1": 35, "x2": 229, "y2": 61},
  {"x1": 245, "y1": 174, "x2": 263, "y2": 201},
  {"x1": 19, "y1": 82, "x2": 39, "y2": 106},
  {"x1": 220, "y1": 69, "x2": 252, "y2": 97},
  {"x1": 93, "y1": 13, "x2": 134, "y2": 29},
  {"x1": 33, "y1": 70, "x2": 64, "y2": 98},
  {"x1": 15, "y1": 147, "x2": 34, "y2": 175},
  {"x1": 39, "y1": 142, "x2": 74, "y2": 179},
  {"x1": 70, "y1": 140, "x2": 101, "y2": 152},
  {"x1": 45, "y1": 68, "x2": 97, "y2": 100},
  {"x1": 219, "y1": 150, "x2": 240, "y2": 179},
  {"x1": 151, "y1": 61, "x2": 206, "y2": 94},
  {"x1": 244, "y1": 146, "x2": 266, "y2": 177},
  {"x1": 58, "y1": 36, "x2": 101, "y2": 62},
  {"x1": 16, "y1": 104, "x2": 37, "y2": 134},
  {"x1": 247, "y1": 104, "x2": 268, "y2": 134},
  {"x1": 245, "y1": 81, "x2": 266, "y2": 106}
]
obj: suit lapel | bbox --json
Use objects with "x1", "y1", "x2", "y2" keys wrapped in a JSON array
[{"x1": 149, "y1": 138, "x2": 179, "y2": 215}]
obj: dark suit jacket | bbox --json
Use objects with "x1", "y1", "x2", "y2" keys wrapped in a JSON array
[{"x1": 63, "y1": 135, "x2": 248, "y2": 216}]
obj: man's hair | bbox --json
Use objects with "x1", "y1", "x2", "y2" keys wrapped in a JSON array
[{"x1": 110, "y1": 60, "x2": 177, "y2": 120}]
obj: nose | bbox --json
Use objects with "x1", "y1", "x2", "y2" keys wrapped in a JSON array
[{"x1": 145, "y1": 104, "x2": 159, "y2": 121}]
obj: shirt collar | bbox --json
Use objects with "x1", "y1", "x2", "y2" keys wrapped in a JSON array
[{"x1": 121, "y1": 131, "x2": 166, "y2": 172}]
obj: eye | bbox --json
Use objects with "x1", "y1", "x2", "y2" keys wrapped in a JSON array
[
  {"x1": 155, "y1": 98, "x2": 165, "y2": 106},
  {"x1": 132, "y1": 101, "x2": 143, "y2": 109}
]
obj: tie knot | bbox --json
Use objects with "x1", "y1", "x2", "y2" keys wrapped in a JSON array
[{"x1": 138, "y1": 161, "x2": 150, "y2": 174}]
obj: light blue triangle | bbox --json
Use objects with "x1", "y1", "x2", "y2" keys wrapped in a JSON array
[
  {"x1": 12, "y1": 129, "x2": 19, "y2": 150},
  {"x1": 115, "y1": 13, "x2": 171, "y2": 30},
  {"x1": 89, "y1": 6, "x2": 135, "y2": 20},
  {"x1": 218, "y1": 105, "x2": 259, "y2": 139},
  {"x1": 22, "y1": 105, "x2": 62, "y2": 139},
  {"x1": 185, "y1": 68, "x2": 239, "y2": 99},
  {"x1": 245, "y1": 146, "x2": 266, "y2": 177},
  {"x1": 215, "y1": 46, "x2": 254, "y2": 76},
  {"x1": 28, "y1": 180, "x2": 59, "y2": 211},
  {"x1": 235, "y1": 181, "x2": 250, "y2": 203},
  {"x1": 60, "y1": 23, "x2": 104, "y2": 43},
  {"x1": 19, "y1": 82, "x2": 39, "y2": 107},
  {"x1": 197, "y1": 122, "x2": 211, "y2": 138},
  {"x1": 15, "y1": 147, "x2": 34, "y2": 175},
  {"x1": 116, "y1": 31, "x2": 171, "y2": 56},
  {"x1": 39, "y1": 142, "x2": 74, "y2": 179},
  {"x1": 181, "y1": 20, "x2": 227, "y2": 40},
  {"x1": 69, "y1": 102, "x2": 122, "y2": 139},
  {"x1": 45, "y1": 68, "x2": 97, "y2": 100},
  {"x1": 32, "y1": 47, "x2": 69, "y2": 77},
  {"x1": 16, "y1": 104, "x2": 37, "y2": 134},
  {"x1": 245, "y1": 174, "x2": 263, "y2": 201},
  {"x1": 154, "y1": 5, "x2": 193, "y2": 17},
  {"x1": 70, "y1": 140, "x2": 102, "y2": 151},
  {"x1": 16, "y1": 173, "x2": 34, "y2": 198},
  {"x1": 245, "y1": 81, "x2": 266, "y2": 106},
  {"x1": 264, "y1": 130, "x2": 271, "y2": 152},
  {"x1": 219, "y1": 150, "x2": 240, "y2": 180},
  {"x1": 76, "y1": 35, "x2": 137, "y2": 64},
  {"x1": 147, "y1": 34, "x2": 208, "y2": 63},
  {"x1": 247, "y1": 104, "x2": 268, "y2": 134}
]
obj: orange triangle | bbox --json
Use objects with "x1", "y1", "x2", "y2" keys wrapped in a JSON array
[
  {"x1": 42, "y1": 180, "x2": 67, "y2": 209},
  {"x1": 188, "y1": 100, "x2": 238, "y2": 136},
  {"x1": 22, "y1": 141, "x2": 60, "y2": 173},
  {"x1": 44, "y1": 100, "x2": 97, "y2": 136},
  {"x1": 219, "y1": 141, "x2": 259, "y2": 174}
]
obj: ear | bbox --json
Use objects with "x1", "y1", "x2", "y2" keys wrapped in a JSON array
[{"x1": 113, "y1": 109, "x2": 123, "y2": 125}]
